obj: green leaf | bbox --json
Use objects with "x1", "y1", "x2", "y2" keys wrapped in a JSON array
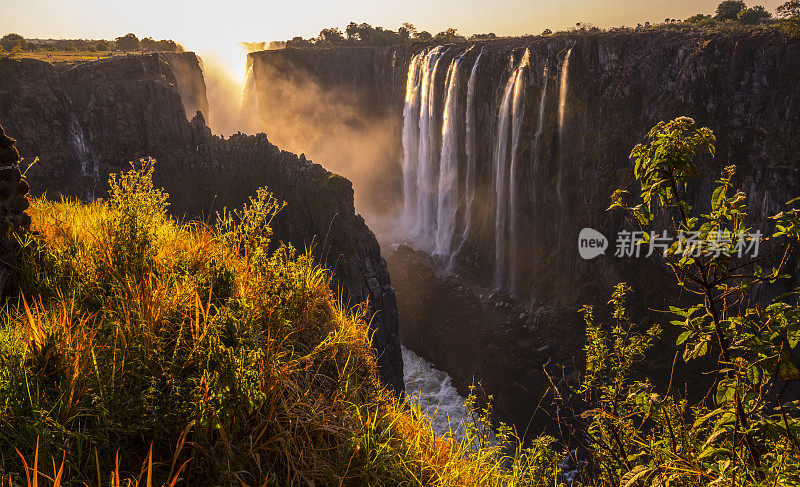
[
  {"x1": 788, "y1": 328, "x2": 800, "y2": 349},
  {"x1": 711, "y1": 185, "x2": 725, "y2": 211},
  {"x1": 676, "y1": 330, "x2": 692, "y2": 345},
  {"x1": 715, "y1": 381, "x2": 735, "y2": 405},
  {"x1": 779, "y1": 356, "x2": 800, "y2": 381}
]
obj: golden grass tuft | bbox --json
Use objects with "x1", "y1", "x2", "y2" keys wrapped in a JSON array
[{"x1": 0, "y1": 162, "x2": 561, "y2": 486}]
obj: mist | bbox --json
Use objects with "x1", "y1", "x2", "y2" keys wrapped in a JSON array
[
  {"x1": 247, "y1": 54, "x2": 404, "y2": 228},
  {"x1": 198, "y1": 42, "x2": 269, "y2": 137},
  {"x1": 200, "y1": 55, "x2": 246, "y2": 136}
]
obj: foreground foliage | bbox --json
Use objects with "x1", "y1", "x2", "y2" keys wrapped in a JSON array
[
  {"x1": 0, "y1": 160, "x2": 560, "y2": 486},
  {"x1": 6, "y1": 117, "x2": 797, "y2": 485},
  {"x1": 574, "y1": 117, "x2": 800, "y2": 485}
]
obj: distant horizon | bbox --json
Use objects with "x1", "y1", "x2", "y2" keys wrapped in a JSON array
[{"x1": 1, "y1": 0, "x2": 788, "y2": 81}]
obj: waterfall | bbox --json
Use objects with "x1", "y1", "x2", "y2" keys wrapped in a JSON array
[
  {"x1": 414, "y1": 46, "x2": 446, "y2": 249},
  {"x1": 535, "y1": 66, "x2": 549, "y2": 143},
  {"x1": 399, "y1": 45, "x2": 546, "y2": 294},
  {"x1": 507, "y1": 49, "x2": 530, "y2": 293},
  {"x1": 240, "y1": 58, "x2": 260, "y2": 133},
  {"x1": 459, "y1": 47, "x2": 484, "y2": 250},
  {"x1": 69, "y1": 116, "x2": 98, "y2": 200},
  {"x1": 528, "y1": 65, "x2": 549, "y2": 276},
  {"x1": 493, "y1": 50, "x2": 528, "y2": 290},
  {"x1": 435, "y1": 52, "x2": 466, "y2": 257},
  {"x1": 401, "y1": 53, "x2": 424, "y2": 228},
  {"x1": 557, "y1": 48, "x2": 572, "y2": 136},
  {"x1": 556, "y1": 47, "x2": 572, "y2": 206},
  {"x1": 493, "y1": 68, "x2": 515, "y2": 288}
]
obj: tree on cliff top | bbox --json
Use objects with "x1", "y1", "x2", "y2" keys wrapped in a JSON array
[
  {"x1": 398, "y1": 22, "x2": 416, "y2": 41},
  {"x1": 286, "y1": 36, "x2": 313, "y2": 49},
  {"x1": 434, "y1": 27, "x2": 466, "y2": 42},
  {"x1": 778, "y1": 0, "x2": 800, "y2": 31},
  {"x1": 413, "y1": 30, "x2": 432, "y2": 41},
  {"x1": 779, "y1": 0, "x2": 800, "y2": 17},
  {"x1": 318, "y1": 27, "x2": 344, "y2": 45},
  {"x1": 715, "y1": 0, "x2": 746, "y2": 20},
  {"x1": 115, "y1": 33, "x2": 139, "y2": 51},
  {"x1": 0, "y1": 33, "x2": 26, "y2": 52},
  {"x1": 737, "y1": 5, "x2": 772, "y2": 24}
]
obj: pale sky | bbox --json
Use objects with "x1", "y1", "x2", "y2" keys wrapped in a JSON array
[{"x1": 1, "y1": 0, "x2": 787, "y2": 79}]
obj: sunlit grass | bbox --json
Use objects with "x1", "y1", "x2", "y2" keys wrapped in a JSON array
[
  {"x1": 15, "y1": 51, "x2": 121, "y2": 63},
  {"x1": 0, "y1": 160, "x2": 562, "y2": 485}
]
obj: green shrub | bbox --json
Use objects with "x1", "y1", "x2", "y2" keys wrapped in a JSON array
[{"x1": 577, "y1": 117, "x2": 800, "y2": 485}]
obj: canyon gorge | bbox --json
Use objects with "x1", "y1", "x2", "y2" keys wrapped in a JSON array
[
  {"x1": 244, "y1": 29, "x2": 800, "y2": 431},
  {"x1": 2, "y1": 28, "x2": 800, "y2": 434}
]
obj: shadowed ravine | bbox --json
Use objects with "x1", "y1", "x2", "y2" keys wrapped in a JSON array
[
  {"x1": 245, "y1": 30, "x2": 800, "y2": 433},
  {"x1": 2, "y1": 29, "x2": 800, "y2": 436}
]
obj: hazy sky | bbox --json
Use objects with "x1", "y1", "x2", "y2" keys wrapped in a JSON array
[{"x1": 1, "y1": 0, "x2": 787, "y2": 78}]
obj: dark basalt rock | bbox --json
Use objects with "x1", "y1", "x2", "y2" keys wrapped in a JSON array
[
  {"x1": 0, "y1": 53, "x2": 404, "y2": 394},
  {"x1": 0, "y1": 124, "x2": 31, "y2": 294},
  {"x1": 250, "y1": 30, "x2": 800, "y2": 430}
]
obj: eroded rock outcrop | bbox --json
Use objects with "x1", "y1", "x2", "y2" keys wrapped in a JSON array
[
  {"x1": 0, "y1": 124, "x2": 31, "y2": 295},
  {"x1": 0, "y1": 53, "x2": 404, "y2": 393}
]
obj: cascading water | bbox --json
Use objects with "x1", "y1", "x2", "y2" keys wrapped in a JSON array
[
  {"x1": 535, "y1": 66, "x2": 549, "y2": 151},
  {"x1": 69, "y1": 116, "x2": 98, "y2": 200},
  {"x1": 414, "y1": 46, "x2": 446, "y2": 249},
  {"x1": 493, "y1": 51, "x2": 529, "y2": 291},
  {"x1": 401, "y1": 54, "x2": 424, "y2": 228},
  {"x1": 557, "y1": 48, "x2": 572, "y2": 135},
  {"x1": 434, "y1": 51, "x2": 467, "y2": 257},
  {"x1": 507, "y1": 49, "x2": 530, "y2": 293},
  {"x1": 400, "y1": 45, "x2": 533, "y2": 292},
  {"x1": 459, "y1": 47, "x2": 484, "y2": 250},
  {"x1": 556, "y1": 47, "x2": 572, "y2": 207},
  {"x1": 493, "y1": 63, "x2": 516, "y2": 289},
  {"x1": 528, "y1": 64, "x2": 549, "y2": 280},
  {"x1": 402, "y1": 346, "x2": 468, "y2": 439}
]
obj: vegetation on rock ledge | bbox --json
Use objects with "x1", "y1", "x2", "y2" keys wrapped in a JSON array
[
  {"x1": 570, "y1": 117, "x2": 800, "y2": 485},
  {"x1": 0, "y1": 160, "x2": 560, "y2": 486}
]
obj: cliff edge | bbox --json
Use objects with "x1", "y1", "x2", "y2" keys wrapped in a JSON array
[{"x1": 0, "y1": 52, "x2": 404, "y2": 393}]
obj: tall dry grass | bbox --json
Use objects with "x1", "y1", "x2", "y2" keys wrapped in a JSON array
[{"x1": 0, "y1": 160, "x2": 561, "y2": 486}]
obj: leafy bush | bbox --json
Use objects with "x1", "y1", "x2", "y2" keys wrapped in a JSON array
[
  {"x1": 0, "y1": 33, "x2": 26, "y2": 52},
  {"x1": 571, "y1": 117, "x2": 800, "y2": 485},
  {"x1": 716, "y1": 0, "x2": 747, "y2": 21},
  {"x1": 1, "y1": 159, "x2": 562, "y2": 485}
]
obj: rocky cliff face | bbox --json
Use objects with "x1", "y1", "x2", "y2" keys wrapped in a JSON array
[
  {"x1": 162, "y1": 52, "x2": 209, "y2": 122},
  {"x1": 161, "y1": 128, "x2": 403, "y2": 393},
  {"x1": 0, "y1": 124, "x2": 32, "y2": 296},
  {"x1": 249, "y1": 31, "x2": 800, "y2": 431},
  {"x1": 0, "y1": 53, "x2": 404, "y2": 393},
  {"x1": 250, "y1": 31, "x2": 800, "y2": 306},
  {"x1": 245, "y1": 47, "x2": 409, "y2": 216},
  {"x1": 0, "y1": 53, "x2": 196, "y2": 198}
]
